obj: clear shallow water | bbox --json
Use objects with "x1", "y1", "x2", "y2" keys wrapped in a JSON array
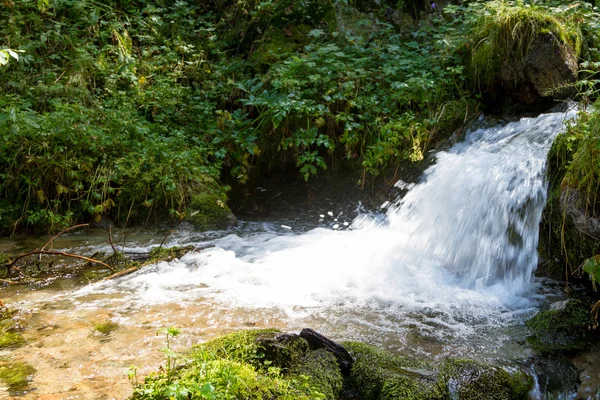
[{"x1": 1, "y1": 109, "x2": 580, "y2": 398}]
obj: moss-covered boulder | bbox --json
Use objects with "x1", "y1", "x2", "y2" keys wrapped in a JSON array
[
  {"x1": 342, "y1": 342, "x2": 533, "y2": 400},
  {"x1": 469, "y1": 3, "x2": 581, "y2": 110},
  {"x1": 439, "y1": 359, "x2": 532, "y2": 400},
  {"x1": 132, "y1": 329, "x2": 342, "y2": 400},
  {"x1": 133, "y1": 329, "x2": 534, "y2": 400},
  {"x1": 526, "y1": 299, "x2": 596, "y2": 352},
  {"x1": 342, "y1": 341, "x2": 441, "y2": 400},
  {"x1": 185, "y1": 191, "x2": 237, "y2": 231}
]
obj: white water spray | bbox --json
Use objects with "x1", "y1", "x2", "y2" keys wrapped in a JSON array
[{"x1": 76, "y1": 110, "x2": 575, "y2": 339}]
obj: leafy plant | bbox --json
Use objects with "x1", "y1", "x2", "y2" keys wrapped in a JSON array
[{"x1": 158, "y1": 327, "x2": 181, "y2": 382}]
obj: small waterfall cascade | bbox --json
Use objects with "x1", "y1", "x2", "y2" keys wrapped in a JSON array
[
  {"x1": 384, "y1": 110, "x2": 575, "y2": 293},
  {"x1": 75, "y1": 109, "x2": 576, "y2": 337}
]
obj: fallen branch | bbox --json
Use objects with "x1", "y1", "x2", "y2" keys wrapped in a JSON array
[
  {"x1": 102, "y1": 265, "x2": 142, "y2": 281},
  {"x1": 101, "y1": 244, "x2": 215, "y2": 281},
  {"x1": 108, "y1": 226, "x2": 118, "y2": 254},
  {"x1": 41, "y1": 224, "x2": 89, "y2": 251},
  {"x1": 158, "y1": 229, "x2": 173, "y2": 251},
  {"x1": 5, "y1": 250, "x2": 116, "y2": 273}
]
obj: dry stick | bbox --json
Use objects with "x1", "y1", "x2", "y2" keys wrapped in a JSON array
[
  {"x1": 157, "y1": 229, "x2": 173, "y2": 251},
  {"x1": 5, "y1": 250, "x2": 116, "y2": 273},
  {"x1": 108, "y1": 226, "x2": 118, "y2": 254},
  {"x1": 102, "y1": 265, "x2": 142, "y2": 281},
  {"x1": 41, "y1": 223, "x2": 90, "y2": 251},
  {"x1": 0, "y1": 279, "x2": 18, "y2": 285},
  {"x1": 101, "y1": 245, "x2": 215, "y2": 282}
]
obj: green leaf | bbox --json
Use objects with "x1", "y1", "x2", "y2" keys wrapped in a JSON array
[{"x1": 583, "y1": 256, "x2": 600, "y2": 289}]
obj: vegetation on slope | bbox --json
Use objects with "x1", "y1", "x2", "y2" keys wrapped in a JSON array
[{"x1": 1, "y1": 0, "x2": 599, "y2": 233}]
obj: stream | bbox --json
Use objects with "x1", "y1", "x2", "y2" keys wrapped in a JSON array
[{"x1": 2, "y1": 109, "x2": 599, "y2": 399}]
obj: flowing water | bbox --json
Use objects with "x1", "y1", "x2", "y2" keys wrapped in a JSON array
[{"x1": 1, "y1": 109, "x2": 589, "y2": 399}]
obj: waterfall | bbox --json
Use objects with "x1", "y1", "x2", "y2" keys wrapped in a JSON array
[
  {"x1": 384, "y1": 110, "x2": 575, "y2": 293},
  {"x1": 76, "y1": 109, "x2": 575, "y2": 338}
]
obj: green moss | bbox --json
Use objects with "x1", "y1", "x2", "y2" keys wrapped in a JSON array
[
  {"x1": 539, "y1": 106, "x2": 600, "y2": 276},
  {"x1": 149, "y1": 245, "x2": 195, "y2": 262},
  {"x1": 470, "y1": 1, "x2": 581, "y2": 87},
  {"x1": 201, "y1": 329, "x2": 279, "y2": 364},
  {"x1": 526, "y1": 299, "x2": 594, "y2": 352},
  {"x1": 186, "y1": 191, "x2": 236, "y2": 231},
  {"x1": 0, "y1": 332, "x2": 24, "y2": 349},
  {"x1": 258, "y1": 332, "x2": 310, "y2": 369},
  {"x1": 439, "y1": 359, "x2": 532, "y2": 400},
  {"x1": 0, "y1": 361, "x2": 35, "y2": 391},
  {"x1": 343, "y1": 341, "x2": 442, "y2": 400},
  {"x1": 0, "y1": 306, "x2": 26, "y2": 349},
  {"x1": 290, "y1": 348, "x2": 343, "y2": 399},
  {"x1": 131, "y1": 329, "x2": 335, "y2": 399},
  {"x1": 94, "y1": 321, "x2": 119, "y2": 336},
  {"x1": 133, "y1": 330, "x2": 535, "y2": 400},
  {"x1": 249, "y1": 28, "x2": 306, "y2": 69}
]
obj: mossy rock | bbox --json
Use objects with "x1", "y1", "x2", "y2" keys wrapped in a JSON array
[
  {"x1": 249, "y1": 26, "x2": 310, "y2": 69},
  {"x1": 342, "y1": 342, "x2": 532, "y2": 400},
  {"x1": 342, "y1": 341, "x2": 442, "y2": 400},
  {"x1": 149, "y1": 245, "x2": 196, "y2": 262},
  {"x1": 257, "y1": 332, "x2": 344, "y2": 399},
  {"x1": 132, "y1": 330, "x2": 534, "y2": 399},
  {"x1": 291, "y1": 348, "x2": 344, "y2": 399},
  {"x1": 439, "y1": 359, "x2": 533, "y2": 400},
  {"x1": 185, "y1": 191, "x2": 236, "y2": 231},
  {"x1": 526, "y1": 299, "x2": 596, "y2": 352},
  {"x1": 257, "y1": 332, "x2": 311, "y2": 369},
  {"x1": 132, "y1": 329, "x2": 341, "y2": 399}
]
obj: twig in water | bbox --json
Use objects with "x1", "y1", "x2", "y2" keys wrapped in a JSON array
[
  {"x1": 108, "y1": 226, "x2": 118, "y2": 254},
  {"x1": 41, "y1": 224, "x2": 90, "y2": 251},
  {"x1": 5, "y1": 250, "x2": 116, "y2": 273},
  {"x1": 158, "y1": 230, "x2": 173, "y2": 251}
]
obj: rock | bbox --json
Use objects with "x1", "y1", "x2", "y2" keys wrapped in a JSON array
[
  {"x1": 538, "y1": 185, "x2": 600, "y2": 280},
  {"x1": 499, "y1": 32, "x2": 578, "y2": 107},
  {"x1": 525, "y1": 33, "x2": 578, "y2": 99},
  {"x1": 185, "y1": 191, "x2": 237, "y2": 231},
  {"x1": 342, "y1": 341, "x2": 532, "y2": 400},
  {"x1": 256, "y1": 330, "x2": 344, "y2": 399},
  {"x1": 300, "y1": 328, "x2": 354, "y2": 373},
  {"x1": 528, "y1": 356, "x2": 579, "y2": 398},
  {"x1": 560, "y1": 189, "x2": 600, "y2": 239},
  {"x1": 257, "y1": 332, "x2": 310, "y2": 369},
  {"x1": 526, "y1": 299, "x2": 595, "y2": 352},
  {"x1": 550, "y1": 300, "x2": 570, "y2": 312},
  {"x1": 439, "y1": 359, "x2": 533, "y2": 400}
]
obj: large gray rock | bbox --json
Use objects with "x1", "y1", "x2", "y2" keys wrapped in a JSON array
[
  {"x1": 560, "y1": 188, "x2": 600, "y2": 239},
  {"x1": 500, "y1": 33, "x2": 578, "y2": 106},
  {"x1": 525, "y1": 33, "x2": 578, "y2": 99}
]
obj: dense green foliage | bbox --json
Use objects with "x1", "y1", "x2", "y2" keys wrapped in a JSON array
[
  {"x1": 0, "y1": 0, "x2": 474, "y2": 233},
  {"x1": 2, "y1": 0, "x2": 600, "y2": 233}
]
